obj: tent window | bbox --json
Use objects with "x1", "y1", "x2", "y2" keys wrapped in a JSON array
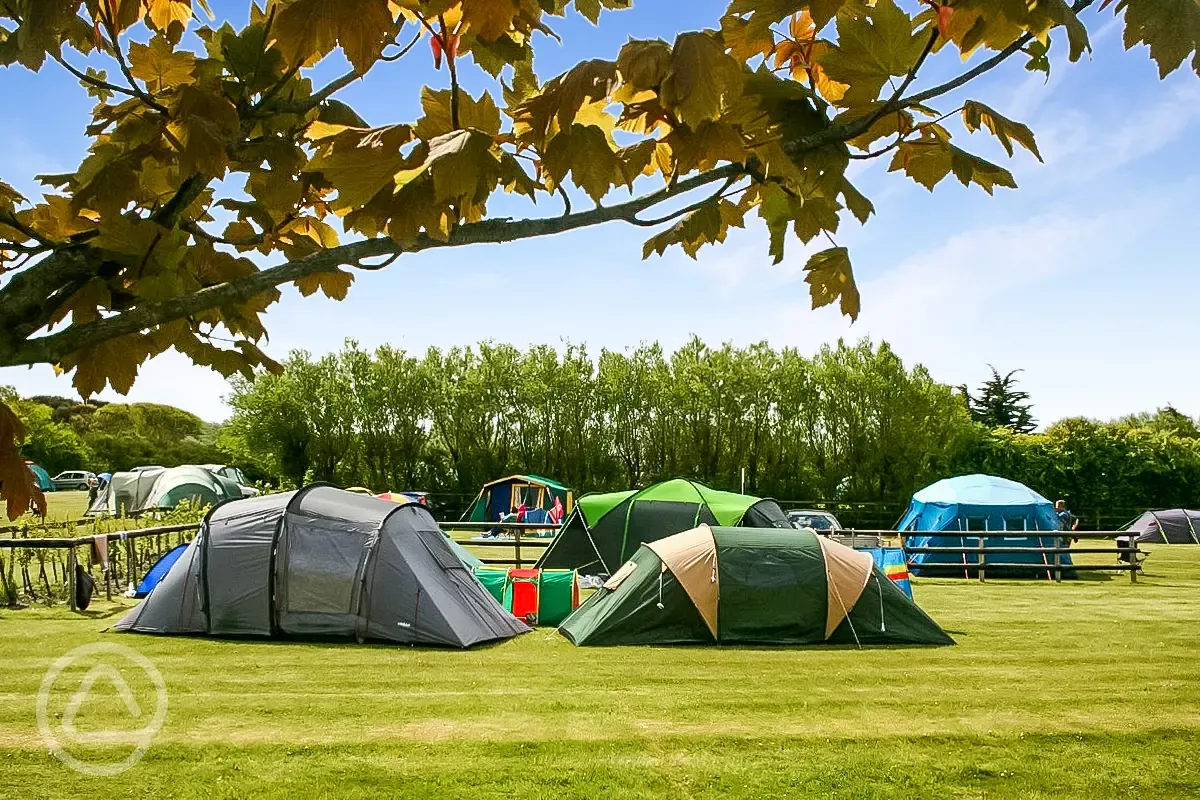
[
  {"x1": 965, "y1": 517, "x2": 988, "y2": 531},
  {"x1": 416, "y1": 528, "x2": 467, "y2": 571},
  {"x1": 1004, "y1": 517, "x2": 1027, "y2": 532},
  {"x1": 603, "y1": 560, "x2": 638, "y2": 590},
  {"x1": 511, "y1": 484, "x2": 545, "y2": 509}
]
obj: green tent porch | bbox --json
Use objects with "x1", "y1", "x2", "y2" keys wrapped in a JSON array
[
  {"x1": 535, "y1": 478, "x2": 790, "y2": 574},
  {"x1": 559, "y1": 525, "x2": 954, "y2": 647}
]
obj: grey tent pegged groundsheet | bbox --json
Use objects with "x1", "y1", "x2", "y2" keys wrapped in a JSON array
[{"x1": 116, "y1": 485, "x2": 528, "y2": 647}]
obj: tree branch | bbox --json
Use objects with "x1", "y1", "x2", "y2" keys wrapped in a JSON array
[
  {"x1": 50, "y1": 51, "x2": 142, "y2": 101},
  {"x1": 99, "y1": 9, "x2": 169, "y2": 115},
  {"x1": 630, "y1": 175, "x2": 738, "y2": 227},
  {"x1": 906, "y1": 0, "x2": 1096, "y2": 107},
  {"x1": 3, "y1": 164, "x2": 745, "y2": 367}
]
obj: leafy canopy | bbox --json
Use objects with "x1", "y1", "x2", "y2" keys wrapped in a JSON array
[{"x1": 0, "y1": 0, "x2": 1196, "y2": 516}]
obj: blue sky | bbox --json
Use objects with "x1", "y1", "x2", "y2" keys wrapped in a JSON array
[{"x1": 1, "y1": 1, "x2": 1197, "y2": 424}]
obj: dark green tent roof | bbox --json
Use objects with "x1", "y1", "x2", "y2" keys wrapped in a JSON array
[{"x1": 559, "y1": 526, "x2": 953, "y2": 647}]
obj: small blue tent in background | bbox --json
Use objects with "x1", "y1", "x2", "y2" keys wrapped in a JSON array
[
  {"x1": 26, "y1": 462, "x2": 54, "y2": 492},
  {"x1": 898, "y1": 474, "x2": 1070, "y2": 579}
]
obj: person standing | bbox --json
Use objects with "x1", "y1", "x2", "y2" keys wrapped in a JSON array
[{"x1": 1055, "y1": 499, "x2": 1079, "y2": 544}]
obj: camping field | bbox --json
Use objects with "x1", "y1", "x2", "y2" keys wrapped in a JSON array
[{"x1": 1, "y1": 547, "x2": 1198, "y2": 799}]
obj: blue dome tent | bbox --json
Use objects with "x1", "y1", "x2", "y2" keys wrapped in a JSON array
[{"x1": 898, "y1": 474, "x2": 1071, "y2": 579}]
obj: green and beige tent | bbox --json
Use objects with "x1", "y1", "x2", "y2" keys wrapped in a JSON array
[
  {"x1": 536, "y1": 478, "x2": 790, "y2": 574},
  {"x1": 559, "y1": 525, "x2": 954, "y2": 647}
]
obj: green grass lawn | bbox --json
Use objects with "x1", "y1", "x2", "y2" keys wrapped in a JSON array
[{"x1": 1, "y1": 546, "x2": 1198, "y2": 798}]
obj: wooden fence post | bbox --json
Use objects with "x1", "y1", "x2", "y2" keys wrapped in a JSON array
[
  {"x1": 67, "y1": 546, "x2": 77, "y2": 612},
  {"x1": 514, "y1": 529, "x2": 523, "y2": 570},
  {"x1": 125, "y1": 535, "x2": 136, "y2": 590},
  {"x1": 1054, "y1": 542, "x2": 1062, "y2": 583},
  {"x1": 1130, "y1": 538, "x2": 1138, "y2": 584},
  {"x1": 977, "y1": 536, "x2": 985, "y2": 583}
]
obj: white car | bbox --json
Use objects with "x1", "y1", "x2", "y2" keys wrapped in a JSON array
[{"x1": 787, "y1": 509, "x2": 843, "y2": 532}]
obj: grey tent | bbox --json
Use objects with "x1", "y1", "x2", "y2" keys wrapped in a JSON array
[
  {"x1": 1126, "y1": 509, "x2": 1200, "y2": 544},
  {"x1": 116, "y1": 485, "x2": 529, "y2": 647}
]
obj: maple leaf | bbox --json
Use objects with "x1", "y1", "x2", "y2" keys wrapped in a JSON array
[
  {"x1": 510, "y1": 59, "x2": 618, "y2": 147},
  {"x1": 271, "y1": 0, "x2": 393, "y2": 72},
  {"x1": 414, "y1": 87, "x2": 502, "y2": 140},
  {"x1": 804, "y1": 246, "x2": 860, "y2": 320},
  {"x1": 1114, "y1": 0, "x2": 1200, "y2": 78},
  {"x1": 542, "y1": 123, "x2": 628, "y2": 202},
  {"x1": 660, "y1": 32, "x2": 744, "y2": 126},
  {"x1": 127, "y1": 34, "x2": 201, "y2": 93},
  {"x1": 641, "y1": 198, "x2": 744, "y2": 259},
  {"x1": 817, "y1": 0, "x2": 926, "y2": 107},
  {"x1": 618, "y1": 39, "x2": 672, "y2": 90},
  {"x1": 461, "y1": 0, "x2": 520, "y2": 43},
  {"x1": 0, "y1": 402, "x2": 44, "y2": 521},
  {"x1": 167, "y1": 85, "x2": 240, "y2": 176},
  {"x1": 145, "y1": 0, "x2": 195, "y2": 43},
  {"x1": 295, "y1": 269, "x2": 354, "y2": 300},
  {"x1": 305, "y1": 123, "x2": 415, "y2": 210},
  {"x1": 889, "y1": 133, "x2": 1017, "y2": 194},
  {"x1": 393, "y1": 128, "x2": 501, "y2": 206},
  {"x1": 62, "y1": 334, "x2": 152, "y2": 397},
  {"x1": 962, "y1": 100, "x2": 1042, "y2": 161}
]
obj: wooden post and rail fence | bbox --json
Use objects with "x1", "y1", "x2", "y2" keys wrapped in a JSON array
[
  {"x1": 830, "y1": 529, "x2": 1141, "y2": 583},
  {"x1": 1, "y1": 520, "x2": 1139, "y2": 613}
]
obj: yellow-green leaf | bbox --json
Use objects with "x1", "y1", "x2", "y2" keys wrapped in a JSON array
[
  {"x1": 962, "y1": 100, "x2": 1042, "y2": 161},
  {"x1": 541, "y1": 124, "x2": 627, "y2": 202},
  {"x1": 128, "y1": 35, "x2": 196, "y2": 92},
  {"x1": 295, "y1": 269, "x2": 354, "y2": 300},
  {"x1": 618, "y1": 39, "x2": 672, "y2": 90},
  {"x1": 660, "y1": 32, "x2": 744, "y2": 126},
  {"x1": 817, "y1": 0, "x2": 925, "y2": 107},
  {"x1": 1115, "y1": 0, "x2": 1199, "y2": 78},
  {"x1": 805, "y1": 246, "x2": 860, "y2": 320}
]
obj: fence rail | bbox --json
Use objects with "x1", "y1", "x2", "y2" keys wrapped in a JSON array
[
  {"x1": 832, "y1": 529, "x2": 1140, "y2": 583},
  {"x1": 444, "y1": 520, "x2": 553, "y2": 569},
  {"x1": 0, "y1": 523, "x2": 198, "y2": 610}
]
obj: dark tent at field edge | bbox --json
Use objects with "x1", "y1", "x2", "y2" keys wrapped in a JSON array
[
  {"x1": 559, "y1": 525, "x2": 953, "y2": 647},
  {"x1": 1126, "y1": 509, "x2": 1200, "y2": 544},
  {"x1": 535, "y1": 478, "x2": 791, "y2": 575},
  {"x1": 116, "y1": 485, "x2": 528, "y2": 648}
]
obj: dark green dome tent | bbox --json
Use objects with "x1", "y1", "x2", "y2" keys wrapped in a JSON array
[
  {"x1": 559, "y1": 525, "x2": 954, "y2": 647},
  {"x1": 116, "y1": 486, "x2": 528, "y2": 648},
  {"x1": 535, "y1": 478, "x2": 790, "y2": 575}
]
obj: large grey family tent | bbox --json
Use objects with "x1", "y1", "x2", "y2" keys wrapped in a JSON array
[
  {"x1": 88, "y1": 466, "x2": 242, "y2": 516},
  {"x1": 559, "y1": 525, "x2": 954, "y2": 647},
  {"x1": 536, "y1": 478, "x2": 791, "y2": 575},
  {"x1": 898, "y1": 474, "x2": 1071, "y2": 578},
  {"x1": 1126, "y1": 509, "x2": 1200, "y2": 544},
  {"x1": 116, "y1": 485, "x2": 529, "y2": 647}
]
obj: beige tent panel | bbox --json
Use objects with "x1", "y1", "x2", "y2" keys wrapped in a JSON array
[
  {"x1": 817, "y1": 536, "x2": 874, "y2": 639},
  {"x1": 603, "y1": 559, "x2": 639, "y2": 590},
  {"x1": 647, "y1": 524, "x2": 719, "y2": 639}
]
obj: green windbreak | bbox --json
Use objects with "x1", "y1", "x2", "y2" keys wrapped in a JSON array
[
  {"x1": 712, "y1": 527, "x2": 828, "y2": 644},
  {"x1": 558, "y1": 547, "x2": 711, "y2": 646},
  {"x1": 827, "y1": 570, "x2": 955, "y2": 646}
]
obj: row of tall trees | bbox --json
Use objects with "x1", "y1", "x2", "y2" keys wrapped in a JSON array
[{"x1": 221, "y1": 337, "x2": 975, "y2": 503}]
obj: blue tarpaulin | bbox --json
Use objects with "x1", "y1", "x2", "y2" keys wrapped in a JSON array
[
  {"x1": 134, "y1": 543, "x2": 189, "y2": 597},
  {"x1": 860, "y1": 547, "x2": 913, "y2": 599},
  {"x1": 898, "y1": 474, "x2": 1071, "y2": 579}
]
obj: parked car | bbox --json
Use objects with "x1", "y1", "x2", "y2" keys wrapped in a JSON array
[
  {"x1": 51, "y1": 470, "x2": 96, "y2": 491},
  {"x1": 201, "y1": 464, "x2": 260, "y2": 498},
  {"x1": 787, "y1": 509, "x2": 843, "y2": 532}
]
